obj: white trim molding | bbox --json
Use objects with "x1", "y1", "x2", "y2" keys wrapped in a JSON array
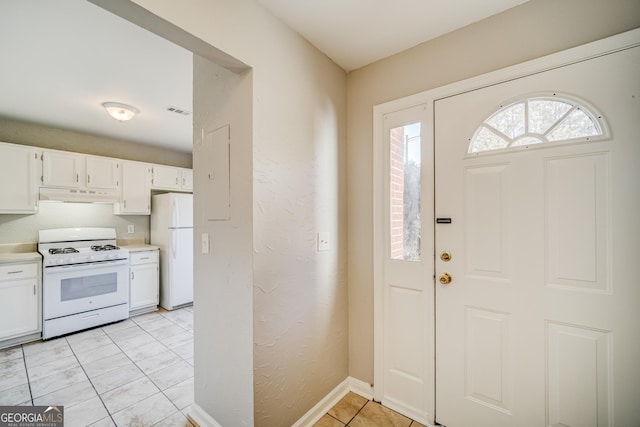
[
  {"x1": 292, "y1": 377, "x2": 374, "y2": 427},
  {"x1": 372, "y1": 27, "x2": 640, "y2": 427},
  {"x1": 187, "y1": 403, "x2": 223, "y2": 427}
]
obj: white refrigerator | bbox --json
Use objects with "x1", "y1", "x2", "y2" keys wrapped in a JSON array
[{"x1": 150, "y1": 193, "x2": 193, "y2": 310}]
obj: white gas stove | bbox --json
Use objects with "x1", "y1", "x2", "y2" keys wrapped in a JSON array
[
  {"x1": 40, "y1": 233, "x2": 128, "y2": 268},
  {"x1": 38, "y1": 228, "x2": 130, "y2": 339}
]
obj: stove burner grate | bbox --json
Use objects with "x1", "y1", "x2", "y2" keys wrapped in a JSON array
[
  {"x1": 91, "y1": 244, "x2": 120, "y2": 251},
  {"x1": 48, "y1": 247, "x2": 79, "y2": 255}
]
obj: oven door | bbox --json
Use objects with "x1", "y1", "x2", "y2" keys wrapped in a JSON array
[{"x1": 43, "y1": 259, "x2": 129, "y2": 320}]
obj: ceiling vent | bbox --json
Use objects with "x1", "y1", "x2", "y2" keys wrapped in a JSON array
[{"x1": 166, "y1": 106, "x2": 192, "y2": 116}]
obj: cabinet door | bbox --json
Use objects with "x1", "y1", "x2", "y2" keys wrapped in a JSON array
[
  {"x1": 151, "y1": 165, "x2": 180, "y2": 190},
  {"x1": 130, "y1": 263, "x2": 159, "y2": 310},
  {"x1": 86, "y1": 156, "x2": 120, "y2": 190},
  {"x1": 0, "y1": 278, "x2": 40, "y2": 339},
  {"x1": 42, "y1": 150, "x2": 83, "y2": 188},
  {"x1": 0, "y1": 143, "x2": 39, "y2": 214},
  {"x1": 180, "y1": 168, "x2": 193, "y2": 191},
  {"x1": 116, "y1": 161, "x2": 150, "y2": 215}
]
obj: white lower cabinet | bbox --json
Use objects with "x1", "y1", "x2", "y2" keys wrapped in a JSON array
[
  {"x1": 0, "y1": 260, "x2": 41, "y2": 348},
  {"x1": 129, "y1": 249, "x2": 159, "y2": 315}
]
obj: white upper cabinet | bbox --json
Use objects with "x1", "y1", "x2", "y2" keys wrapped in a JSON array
[
  {"x1": 180, "y1": 168, "x2": 193, "y2": 191},
  {"x1": 151, "y1": 164, "x2": 181, "y2": 190},
  {"x1": 151, "y1": 165, "x2": 192, "y2": 192},
  {"x1": 41, "y1": 149, "x2": 84, "y2": 188},
  {"x1": 115, "y1": 161, "x2": 151, "y2": 215},
  {"x1": 0, "y1": 143, "x2": 190, "y2": 215},
  {"x1": 86, "y1": 155, "x2": 120, "y2": 190},
  {"x1": 42, "y1": 150, "x2": 120, "y2": 190},
  {"x1": 0, "y1": 142, "x2": 40, "y2": 214}
]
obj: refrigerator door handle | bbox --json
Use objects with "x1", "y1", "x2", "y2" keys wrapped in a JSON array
[
  {"x1": 172, "y1": 229, "x2": 178, "y2": 260},
  {"x1": 172, "y1": 198, "x2": 179, "y2": 228}
]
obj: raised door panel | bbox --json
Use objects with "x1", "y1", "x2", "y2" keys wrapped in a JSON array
[
  {"x1": 0, "y1": 277, "x2": 40, "y2": 339},
  {"x1": 151, "y1": 165, "x2": 180, "y2": 190},
  {"x1": 130, "y1": 262, "x2": 159, "y2": 310},
  {"x1": 180, "y1": 168, "x2": 193, "y2": 191},
  {"x1": 86, "y1": 156, "x2": 120, "y2": 190},
  {"x1": 116, "y1": 161, "x2": 151, "y2": 215},
  {"x1": 42, "y1": 150, "x2": 83, "y2": 188},
  {"x1": 0, "y1": 143, "x2": 39, "y2": 214}
]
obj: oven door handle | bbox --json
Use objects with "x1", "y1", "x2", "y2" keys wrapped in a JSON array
[{"x1": 44, "y1": 259, "x2": 129, "y2": 273}]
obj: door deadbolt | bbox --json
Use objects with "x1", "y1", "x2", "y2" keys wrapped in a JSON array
[
  {"x1": 440, "y1": 251, "x2": 452, "y2": 262},
  {"x1": 439, "y1": 272, "x2": 452, "y2": 285}
]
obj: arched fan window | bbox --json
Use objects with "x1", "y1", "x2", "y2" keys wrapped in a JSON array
[{"x1": 468, "y1": 94, "x2": 607, "y2": 154}]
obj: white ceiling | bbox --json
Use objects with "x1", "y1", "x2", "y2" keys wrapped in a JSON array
[
  {"x1": 0, "y1": 0, "x2": 527, "y2": 153},
  {"x1": 0, "y1": 0, "x2": 193, "y2": 152}
]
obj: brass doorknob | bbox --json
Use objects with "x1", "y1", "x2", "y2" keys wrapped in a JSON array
[
  {"x1": 439, "y1": 272, "x2": 452, "y2": 285},
  {"x1": 440, "y1": 251, "x2": 452, "y2": 262}
]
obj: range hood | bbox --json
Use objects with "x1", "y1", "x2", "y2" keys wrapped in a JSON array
[{"x1": 39, "y1": 187, "x2": 119, "y2": 203}]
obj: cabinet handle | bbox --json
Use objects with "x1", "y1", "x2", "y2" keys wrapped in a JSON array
[
  {"x1": 175, "y1": 177, "x2": 179, "y2": 185},
  {"x1": 7, "y1": 270, "x2": 23, "y2": 274},
  {"x1": 76, "y1": 173, "x2": 79, "y2": 183},
  {"x1": 33, "y1": 285, "x2": 36, "y2": 295},
  {"x1": 124, "y1": 200, "x2": 127, "y2": 208},
  {"x1": 140, "y1": 257, "x2": 149, "y2": 260},
  {"x1": 131, "y1": 271, "x2": 134, "y2": 280},
  {"x1": 87, "y1": 174, "x2": 91, "y2": 184}
]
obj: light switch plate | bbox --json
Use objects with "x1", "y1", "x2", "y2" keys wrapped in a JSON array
[
  {"x1": 201, "y1": 233, "x2": 210, "y2": 254},
  {"x1": 317, "y1": 232, "x2": 329, "y2": 251}
]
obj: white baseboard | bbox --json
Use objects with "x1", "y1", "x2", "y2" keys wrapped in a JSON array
[
  {"x1": 187, "y1": 403, "x2": 222, "y2": 427},
  {"x1": 187, "y1": 377, "x2": 376, "y2": 427},
  {"x1": 292, "y1": 376, "x2": 374, "y2": 427}
]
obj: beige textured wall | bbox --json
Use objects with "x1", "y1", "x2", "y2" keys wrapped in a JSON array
[
  {"x1": 346, "y1": 0, "x2": 640, "y2": 384},
  {"x1": 0, "y1": 117, "x2": 191, "y2": 167},
  {"x1": 192, "y1": 55, "x2": 254, "y2": 426},
  {"x1": 126, "y1": 1, "x2": 348, "y2": 426}
]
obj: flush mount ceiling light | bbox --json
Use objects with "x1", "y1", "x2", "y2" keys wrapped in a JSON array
[{"x1": 102, "y1": 102, "x2": 139, "y2": 122}]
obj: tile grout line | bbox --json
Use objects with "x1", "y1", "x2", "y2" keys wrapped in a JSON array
[
  {"x1": 3, "y1": 308, "x2": 194, "y2": 426},
  {"x1": 19, "y1": 345, "x2": 34, "y2": 405},
  {"x1": 104, "y1": 312, "x2": 193, "y2": 424},
  {"x1": 65, "y1": 334, "x2": 118, "y2": 426},
  {"x1": 130, "y1": 312, "x2": 195, "y2": 421},
  {"x1": 344, "y1": 399, "x2": 369, "y2": 426}
]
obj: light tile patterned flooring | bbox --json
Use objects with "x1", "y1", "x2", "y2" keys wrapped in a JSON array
[
  {"x1": 0, "y1": 307, "x2": 194, "y2": 427},
  {"x1": 315, "y1": 392, "x2": 426, "y2": 427}
]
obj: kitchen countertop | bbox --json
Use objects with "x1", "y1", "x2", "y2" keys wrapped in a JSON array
[
  {"x1": 0, "y1": 252, "x2": 42, "y2": 263},
  {"x1": 119, "y1": 244, "x2": 160, "y2": 252},
  {"x1": 0, "y1": 243, "x2": 41, "y2": 263}
]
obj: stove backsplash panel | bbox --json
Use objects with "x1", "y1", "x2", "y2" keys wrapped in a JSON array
[{"x1": 0, "y1": 202, "x2": 148, "y2": 245}]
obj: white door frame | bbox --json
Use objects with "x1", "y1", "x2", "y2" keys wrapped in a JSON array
[{"x1": 372, "y1": 28, "x2": 640, "y2": 426}]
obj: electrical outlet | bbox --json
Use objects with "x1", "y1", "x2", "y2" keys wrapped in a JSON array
[
  {"x1": 317, "y1": 232, "x2": 329, "y2": 251},
  {"x1": 127, "y1": 225, "x2": 135, "y2": 234}
]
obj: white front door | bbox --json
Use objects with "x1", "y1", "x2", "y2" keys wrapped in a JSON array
[
  {"x1": 377, "y1": 104, "x2": 434, "y2": 423},
  {"x1": 434, "y1": 45, "x2": 640, "y2": 426}
]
